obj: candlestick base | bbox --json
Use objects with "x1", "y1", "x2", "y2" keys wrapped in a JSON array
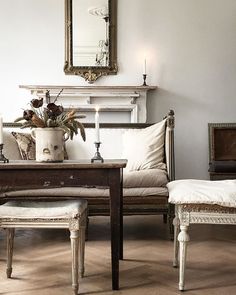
[
  {"x1": 0, "y1": 144, "x2": 9, "y2": 163},
  {"x1": 142, "y1": 74, "x2": 148, "y2": 86},
  {"x1": 91, "y1": 142, "x2": 104, "y2": 163}
]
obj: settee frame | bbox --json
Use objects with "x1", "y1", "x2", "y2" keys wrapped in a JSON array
[{"x1": 3, "y1": 110, "x2": 175, "y2": 237}]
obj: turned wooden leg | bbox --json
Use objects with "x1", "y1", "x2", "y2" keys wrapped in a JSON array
[
  {"x1": 6, "y1": 228, "x2": 15, "y2": 278},
  {"x1": 173, "y1": 215, "x2": 180, "y2": 268},
  {"x1": 70, "y1": 230, "x2": 79, "y2": 295},
  {"x1": 79, "y1": 226, "x2": 85, "y2": 278},
  {"x1": 85, "y1": 216, "x2": 89, "y2": 241},
  {"x1": 178, "y1": 225, "x2": 190, "y2": 291}
]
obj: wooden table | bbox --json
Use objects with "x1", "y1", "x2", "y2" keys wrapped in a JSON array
[{"x1": 0, "y1": 160, "x2": 127, "y2": 290}]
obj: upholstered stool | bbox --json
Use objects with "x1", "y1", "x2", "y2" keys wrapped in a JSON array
[
  {"x1": 0, "y1": 200, "x2": 87, "y2": 295},
  {"x1": 167, "y1": 179, "x2": 236, "y2": 291}
]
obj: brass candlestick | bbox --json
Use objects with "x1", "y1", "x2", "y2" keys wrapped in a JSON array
[
  {"x1": 0, "y1": 144, "x2": 9, "y2": 163},
  {"x1": 91, "y1": 142, "x2": 104, "y2": 163}
]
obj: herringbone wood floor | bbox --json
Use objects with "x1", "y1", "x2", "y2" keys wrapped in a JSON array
[{"x1": 0, "y1": 215, "x2": 235, "y2": 295}]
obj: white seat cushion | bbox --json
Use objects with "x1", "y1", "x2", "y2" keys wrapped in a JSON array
[
  {"x1": 167, "y1": 179, "x2": 236, "y2": 208},
  {"x1": 123, "y1": 168, "x2": 168, "y2": 188},
  {"x1": 0, "y1": 200, "x2": 87, "y2": 219},
  {"x1": 3, "y1": 186, "x2": 168, "y2": 198}
]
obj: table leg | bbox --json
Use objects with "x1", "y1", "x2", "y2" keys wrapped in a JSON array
[
  {"x1": 119, "y1": 169, "x2": 123, "y2": 260},
  {"x1": 109, "y1": 169, "x2": 121, "y2": 290}
]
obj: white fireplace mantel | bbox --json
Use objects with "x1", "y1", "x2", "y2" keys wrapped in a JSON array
[{"x1": 19, "y1": 85, "x2": 157, "y2": 123}]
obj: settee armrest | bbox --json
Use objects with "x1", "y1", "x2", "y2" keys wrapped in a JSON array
[{"x1": 165, "y1": 110, "x2": 175, "y2": 181}]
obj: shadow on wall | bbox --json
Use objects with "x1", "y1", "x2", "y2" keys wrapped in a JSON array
[{"x1": 147, "y1": 88, "x2": 222, "y2": 180}]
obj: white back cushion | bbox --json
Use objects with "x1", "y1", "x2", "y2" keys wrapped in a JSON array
[
  {"x1": 122, "y1": 119, "x2": 167, "y2": 171},
  {"x1": 3, "y1": 124, "x2": 166, "y2": 168}
]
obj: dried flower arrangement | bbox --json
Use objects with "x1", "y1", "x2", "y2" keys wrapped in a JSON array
[{"x1": 15, "y1": 89, "x2": 86, "y2": 141}]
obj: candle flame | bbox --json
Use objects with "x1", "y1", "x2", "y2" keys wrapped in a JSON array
[{"x1": 95, "y1": 105, "x2": 99, "y2": 112}]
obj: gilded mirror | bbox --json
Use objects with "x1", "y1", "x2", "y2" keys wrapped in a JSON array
[{"x1": 64, "y1": 0, "x2": 117, "y2": 83}]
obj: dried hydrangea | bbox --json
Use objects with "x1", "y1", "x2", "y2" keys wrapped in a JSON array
[{"x1": 15, "y1": 89, "x2": 86, "y2": 141}]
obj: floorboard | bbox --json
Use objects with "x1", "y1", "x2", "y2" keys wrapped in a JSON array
[{"x1": 0, "y1": 215, "x2": 235, "y2": 295}]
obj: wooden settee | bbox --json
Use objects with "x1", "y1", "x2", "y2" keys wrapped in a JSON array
[{"x1": 1, "y1": 110, "x2": 175, "y2": 236}]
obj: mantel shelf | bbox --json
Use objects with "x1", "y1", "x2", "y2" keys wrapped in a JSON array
[
  {"x1": 19, "y1": 85, "x2": 158, "y2": 123},
  {"x1": 19, "y1": 85, "x2": 157, "y2": 91}
]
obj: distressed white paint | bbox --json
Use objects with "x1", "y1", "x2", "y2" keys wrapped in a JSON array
[{"x1": 31, "y1": 127, "x2": 67, "y2": 162}]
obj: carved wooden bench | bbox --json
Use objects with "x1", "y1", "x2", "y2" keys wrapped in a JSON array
[
  {"x1": 0, "y1": 199, "x2": 87, "y2": 295},
  {"x1": 167, "y1": 179, "x2": 236, "y2": 291}
]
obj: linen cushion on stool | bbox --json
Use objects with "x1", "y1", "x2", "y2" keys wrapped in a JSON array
[
  {"x1": 168, "y1": 179, "x2": 236, "y2": 207},
  {"x1": 0, "y1": 200, "x2": 88, "y2": 295},
  {"x1": 167, "y1": 179, "x2": 236, "y2": 291},
  {"x1": 0, "y1": 200, "x2": 87, "y2": 218}
]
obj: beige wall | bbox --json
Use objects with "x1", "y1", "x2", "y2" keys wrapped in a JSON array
[{"x1": 1, "y1": 0, "x2": 236, "y2": 179}]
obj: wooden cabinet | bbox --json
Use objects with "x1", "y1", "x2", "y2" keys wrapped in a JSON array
[
  {"x1": 210, "y1": 172, "x2": 236, "y2": 180},
  {"x1": 208, "y1": 123, "x2": 236, "y2": 180}
]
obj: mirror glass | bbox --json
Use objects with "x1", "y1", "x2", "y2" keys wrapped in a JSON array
[
  {"x1": 73, "y1": 0, "x2": 109, "y2": 67},
  {"x1": 65, "y1": 0, "x2": 117, "y2": 83}
]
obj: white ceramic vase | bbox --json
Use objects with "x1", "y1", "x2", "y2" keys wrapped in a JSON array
[{"x1": 31, "y1": 127, "x2": 68, "y2": 162}]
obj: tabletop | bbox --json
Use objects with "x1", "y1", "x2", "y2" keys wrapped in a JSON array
[{"x1": 0, "y1": 159, "x2": 127, "y2": 170}]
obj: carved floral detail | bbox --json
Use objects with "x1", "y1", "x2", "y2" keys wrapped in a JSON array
[
  {"x1": 177, "y1": 204, "x2": 236, "y2": 226},
  {"x1": 69, "y1": 218, "x2": 80, "y2": 230},
  {"x1": 83, "y1": 70, "x2": 102, "y2": 83},
  {"x1": 190, "y1": 215, "x2": 236, "y2": 224}
]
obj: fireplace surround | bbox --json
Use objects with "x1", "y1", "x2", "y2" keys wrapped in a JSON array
[{"x1": 20, "y1": 85, "x2": 157, "y2": 124}]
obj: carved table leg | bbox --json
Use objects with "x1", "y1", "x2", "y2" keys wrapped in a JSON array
[
  {"x1": 79, "y1": 226, "x2": 86, "y2": 278},
  {"x1": 6, "y1": 228, "x2": 15, "y2": 278},
  {"x1": 178, "y1": 225, "x2": 190, "y2": 291},
  {"x1": 173, "y1": 214, "x2": 180, "y2": 268},
  {"x1": 70, "y1": 230, "x2": 79, "y2": 295}
]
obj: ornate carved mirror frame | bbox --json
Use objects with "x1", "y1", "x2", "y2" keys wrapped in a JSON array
[{"x1": 64, "y1": 0, "x2": 117, "y2": 83}]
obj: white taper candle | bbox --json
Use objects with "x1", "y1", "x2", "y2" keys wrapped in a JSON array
[
  {"x1": 95, "y1": 106, "x2": 100, "y2": 142},
  {"x1": 143, "y1": 58, "x2": 147, "y2": 75}
]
